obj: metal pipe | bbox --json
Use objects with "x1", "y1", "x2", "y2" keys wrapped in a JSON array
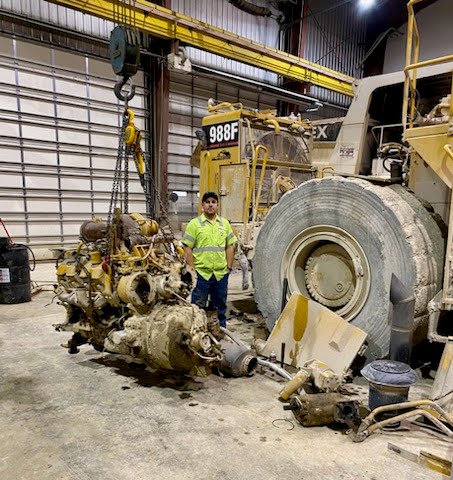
[
  {"x1": 280, "y1": 343, "x2": 286, "y2": 368},
  {"x1": 358, "y1": 399, "x2": 453, "y2": 433},
  {"x1": 350, "y1": 408, "x2": 453, "y2": 442},
  {"x1": 220, "y1": 327, "x2": 248, "y2": 348},
  {"x1": 250, "y1": 145, "x2": 269, "y2": 229},
  {"x1": 404, "y1": 55, "x2": 453, "y2": 72},
  {"x1": 389, "y1": 274, "x2": 415, "y2": 364},
  {"x1": 192, "y1": 64, "x2": 337, "y2": 109},
  {"x1": 228, "y1": 0, "x2": 272, "y2": 17},
  {"x1": 370, "y1": 409, "x2": 452, "y2": 438},
  {"x1": 257, "y1": 358, "x2": 293, "y2": 381}
]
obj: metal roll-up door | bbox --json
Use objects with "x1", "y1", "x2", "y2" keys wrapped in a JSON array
[
  {"x1": 168, "y1": 71, "x2": 276, "y2": 226},
  {"x1": 0, "y1": 35, "x2": 148, "y2": 251}
]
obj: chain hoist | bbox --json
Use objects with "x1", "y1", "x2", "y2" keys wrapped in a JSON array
[
  {"x1": 106, "y1": 1, "x2": 174, "y2": 258},
  {"x1": 110, "y1": 0, "x2": 140, "y2": 103}
]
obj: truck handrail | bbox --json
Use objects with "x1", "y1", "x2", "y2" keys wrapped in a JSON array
[{"x1": 403, "y1": 0, "x2": 453, "y2": 129}]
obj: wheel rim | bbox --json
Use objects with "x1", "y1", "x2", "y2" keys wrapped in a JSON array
[{"x1": 281, "y1": 225, "x2": 371, "y2": 321}]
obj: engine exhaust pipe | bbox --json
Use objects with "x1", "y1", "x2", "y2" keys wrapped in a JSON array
[
  {"x1": 389, "y1": 274, "x2": 415, "y2": 364},
  {"x1": 219, "y1": 328, "x2": 258, "y2": 377}
]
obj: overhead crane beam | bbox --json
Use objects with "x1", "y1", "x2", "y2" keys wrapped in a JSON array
[{"x1": 45, "y1": 0, "x2": 355, "y2": 97}]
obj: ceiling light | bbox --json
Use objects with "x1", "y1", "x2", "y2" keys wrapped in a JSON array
[{"x1": 358, "y1": 0, "x2": 375, "y2": 9}]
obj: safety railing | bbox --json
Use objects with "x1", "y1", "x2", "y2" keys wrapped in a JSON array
[{"x1": 402, "y1": 0, "x2": 453, "y2": 130}]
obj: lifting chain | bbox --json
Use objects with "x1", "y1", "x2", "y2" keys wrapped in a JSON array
[
  {"x1": 106, "y1": 110, "x2": 129, "y2": 255},
  {"x1": 107, "y1": 106, "x2": 175, "y2": 257}
]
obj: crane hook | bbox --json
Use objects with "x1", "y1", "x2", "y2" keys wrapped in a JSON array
[{"x1": 114, "y1": 76, "x2": 136, "y2": 102}]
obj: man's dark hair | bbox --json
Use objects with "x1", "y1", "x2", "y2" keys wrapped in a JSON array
[{"x1": 202, "y1": 191, "x2": 219, "y2": 202}]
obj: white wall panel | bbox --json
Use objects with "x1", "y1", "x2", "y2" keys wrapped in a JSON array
[
  {"x1": 0, "y1": 34, "x2": 148, "y2": 248},
  {"x1": 384, "y1": 0, "x2": 452, "y2": 73}
]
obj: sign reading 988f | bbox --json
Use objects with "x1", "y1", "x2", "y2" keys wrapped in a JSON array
[{"x1": 203, "y1": 120, "x2": 239, "y2": 150}]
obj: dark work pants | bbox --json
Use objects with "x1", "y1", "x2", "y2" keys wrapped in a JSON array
[{"x1": 191, "y1": 273, "x2": 229, "y2": 327}]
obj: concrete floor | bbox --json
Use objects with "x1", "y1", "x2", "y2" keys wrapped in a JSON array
[{"x1": 0, "y1": 264, "x2": 451, "y2": 480}]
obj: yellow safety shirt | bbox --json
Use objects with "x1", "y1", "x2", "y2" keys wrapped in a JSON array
[{"x1": 182, "y1": 214, "x2": 237, "y2": 280}]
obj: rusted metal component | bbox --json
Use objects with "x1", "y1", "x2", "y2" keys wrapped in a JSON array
[
  {"x1": 80, "y1": 218, "x2": 108, "y2": 242},
  {"x1": 285, "y1": 393, "x2": 360, "y2": 427},
  {"x1": 104, "y1": 303, "x2": 222, "y2": 376}
]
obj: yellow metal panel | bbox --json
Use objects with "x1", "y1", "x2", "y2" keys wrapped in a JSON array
[
  {"x1": 201, "y1": 109, "x2": 242, "y2": 127},
  {"x1": 261, "y1": 292, "x2": 367, "y2": 375},
  {"x1": 46, "y1": 0, "x2": 355, "y2": 96},
  {"x1": 219, "y1": 164, "x2": 248, "y2": 222},
  {"x1": 405, "y1": 124, "x2": 453, "y2": 189}
]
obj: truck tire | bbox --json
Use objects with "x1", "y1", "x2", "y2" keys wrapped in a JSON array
[{"x1": 253, "y1": 176, "x2": 444, "y2": 359}]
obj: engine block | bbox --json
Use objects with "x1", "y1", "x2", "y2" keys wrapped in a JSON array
[{"x1": 54, "y1": 213, "x2": 223, "y2": 376}]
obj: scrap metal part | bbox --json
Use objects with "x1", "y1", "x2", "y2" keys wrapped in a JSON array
[
  {"x1": 284, "y1": 393, "x2": 361, "y2": 427},
  {"x1": 279, "y1": 360, "x2": 344, "y2": 401},
  {"x1": 54, "y1": 213, "x2": 253, "y2": 377},
  {"x1": 349, "y1": 399, "x2": 453, "y2": 442}
]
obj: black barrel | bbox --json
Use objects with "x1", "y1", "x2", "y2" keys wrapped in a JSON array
[{"x1": 0, "y1": 237, "x2": 32, "y2": 304}]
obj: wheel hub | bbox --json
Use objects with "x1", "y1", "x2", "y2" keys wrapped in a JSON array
[
  {"x1": 281, "y1": 225, "x2": 371, "y2": 321},
  {"x1": 305, "y1": 245, "x2": 354, "y2": 307}
]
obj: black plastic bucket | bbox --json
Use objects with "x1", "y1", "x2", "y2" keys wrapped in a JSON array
[{"x1": 0, "y1": 237, "x2": 32, "y2": 304}]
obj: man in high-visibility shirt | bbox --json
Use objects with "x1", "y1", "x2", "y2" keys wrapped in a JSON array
[{"x1": 182, "y1": 191, "x2": 237, "y2": 327}]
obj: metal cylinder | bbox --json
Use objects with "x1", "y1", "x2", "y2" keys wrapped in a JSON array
[
  {"x1": 361, "y1": 360, "x2": 417, "y2": 410},
  {"x1": 389, "y1": 274, "x2": 415, "y2": 364},
  {"x1": 279, "y1": 369, "x2": 309, "y2": 400},
  {"x1": 80, "y1": 220, "x2": 107, "y2": 242},
  {"x1": 0, "y1": 238, "x2": 31, "y2": 304},
  {"x1": 220, "y1": 334, "x2": 258, "y2": 377}
]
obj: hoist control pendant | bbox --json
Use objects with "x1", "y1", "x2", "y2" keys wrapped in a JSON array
[{"x1": 109, "y1": 25, "x2": 140, "y2": 77}]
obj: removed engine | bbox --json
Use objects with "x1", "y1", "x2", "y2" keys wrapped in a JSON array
[{"x1": 54, "y1": 211, "x2": 224, "y2": 377}]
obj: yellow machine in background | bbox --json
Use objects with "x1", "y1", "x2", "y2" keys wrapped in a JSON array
[
  {"x1": 401, "y1": 0, "x2": 453, "y2": 409},
  {"x1": 190, "y1": 1, "x2": 453, "y2": 368},
  {"x1": 194, "y1": 99, "x2": 315, "y2": 255}
]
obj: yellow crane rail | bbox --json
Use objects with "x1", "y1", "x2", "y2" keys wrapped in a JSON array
[{"x1": 45, "y1": 0, "x2": 355, "y2": 97}]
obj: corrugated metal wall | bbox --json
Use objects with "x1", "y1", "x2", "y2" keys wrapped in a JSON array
[
  {"x1": 172, "y1": 0, "x2": 280, "y2": 84},
  {"x1": 168, "y1": 71, "x2": 277, "y2": 224},
  {"x1": 302, "y1": 0, "x2": 366, "y2": 108},
  {"x1": 0, "y1": 33, "x2": 148, "y2": 248},
  {"x1": 0, "y1": 0, "x2": 113, "y2": 39},
  {"x1": 0, "y1": 0, "x2": 367, "y2": 233}
]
